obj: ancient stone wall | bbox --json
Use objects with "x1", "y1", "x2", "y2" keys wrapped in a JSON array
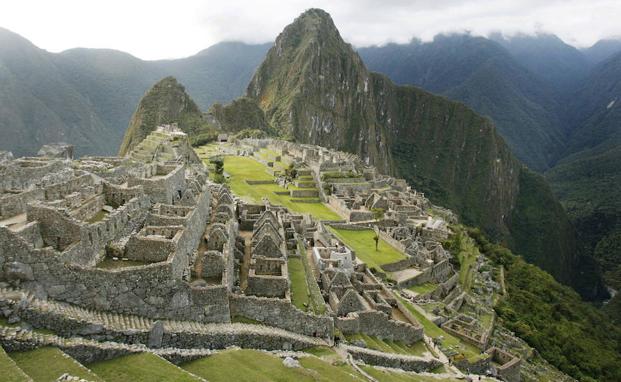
[
  {"x1": 229, "y1": 295, "x2": 333, "y2": 340},
  {"x1": 128, "y1": 164, "x2": 185, "y2": 205},
  {"x1": 0, "y1": 192, "x2": 229, "y2": 323},
  {"x1": 343, "y1": 345, "x2": 441, "y2": 372},
  {"x1": 335, "y1": 311, "x2": 423, "y2": 345}
]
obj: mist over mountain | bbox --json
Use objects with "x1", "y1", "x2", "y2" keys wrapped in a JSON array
[
  {"x1": 358, "y1": 34, "x2": 565, "y2": 171},
  {"x1": 0, "y1": 29, "x2": 270, "y2": 157}
]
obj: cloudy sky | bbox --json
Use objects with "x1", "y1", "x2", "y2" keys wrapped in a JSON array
[{"x1": 1, "y1": 0, "x2": 620, "y2": 60}]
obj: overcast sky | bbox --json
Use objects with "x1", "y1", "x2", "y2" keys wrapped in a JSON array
[{"x1": 1, "y1": 0, "x2": 620, "y2": 60}]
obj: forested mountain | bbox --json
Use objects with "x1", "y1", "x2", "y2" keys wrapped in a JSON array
[
  {"x1": 581, "y1": 38, "x2": 621, "y2": 65},
  {"x1": 0, "y1": 29, "x2": 270, "y2": 156},
  {"x1": 0, "y1": 27, "x2": 113, "y2": 156},
  {"x1": 358, "y1": 35, "x2": 564, "y2": 171},
  {"x1": 246, "y1": 8, "x2": 604, "y2": 299},
  {"x1": 546, "y1": 52, "x2": 621, "y2": 316},
  {"x1": 490, "y1": 33, "x2": 590, "y2": 97},
  {"x1": 358, "y1": 31, "x2": 621, "y2": 305}
]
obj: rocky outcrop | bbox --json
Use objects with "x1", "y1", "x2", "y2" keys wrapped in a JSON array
[{"x1": 119, "y1": 77, "x2": 212, "y2": 156}]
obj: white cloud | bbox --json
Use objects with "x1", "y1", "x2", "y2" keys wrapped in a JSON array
[{"x1": 0, "y1": 0, "x2": 619, "y2": 60}]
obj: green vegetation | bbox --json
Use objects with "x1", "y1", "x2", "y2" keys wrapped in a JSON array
[
  {"x1": 0, "y1": 347, "x2": 30, "y2": 382},
  {"x1": 346, "y1": 333, "x2": 428, "y2": 356},
  {"x1": 303, "y1": 346, "x2": 336, "y2": 357},
  {"x1": 10, "y1": 347, "x2": 103, "y2": 382},
  {"x1": 288, "y1": 257, "x2": 311, "y2": 311},
  {"x1": 444, "y1": 227, "x2": 480, "y2": 292},
  {"x1": 298, "y1": 239, "x2": 328, "y2": 314},
  {"x1": 216, "y1": 155, "x2": 340, "y2": 220},
  {"x1": 407, "y1": 283, "x2": 438, "y2": 295},
  {"x1": 230, "y1": 315, "x2": 262, "y2": 325},
  {"x1": 180, "y1": 349, "x2": 363, "y2": 382},
  {"x1": 208, "y1": 97, "x2": 274, "y2": 135},
  {"x1": 360, "y1": 365, "x2": 463, "y2": 382},
  {"x1": 398, "y1": 297, "x2": 482, "y2": 362},
  {"x1": 119, "y1": 76, "x2": 216, "y2": 156},
  {"x1": 468, "y1": 227, "x2": 621, "y2": 382},
  {"x1": 328, "y1": 227, "x2": 406, "y2": 272},
  {"x1": 89, "y1": 352, "x2": 199, "y2": 382},
  {"x1": 86, "y1": 210, "x2": 108, "y2": 224}
]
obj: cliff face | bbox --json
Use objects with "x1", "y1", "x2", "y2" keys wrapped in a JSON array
[
  {"x1": 247, "y1": 9, "x2": 603, "y2": 296},
  {"x1": 119, "y1": 76, "x2": 211, "y2": 156},
  {"x1": 247, "y1": 9, "x2": 392, "y2": 172}
]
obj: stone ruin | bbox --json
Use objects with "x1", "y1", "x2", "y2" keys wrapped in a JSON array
[{"x1": 0, "y1": 132, "x2": 523, "y2": 379}]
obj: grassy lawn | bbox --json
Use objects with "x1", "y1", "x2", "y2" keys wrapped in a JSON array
[
  {"x1": 303, "y1": 346, "x2": 336, "y2": 357},
  {"x1": 398, "y1": 297, "x2": 483, "y2": 362},
  {"x1": 360, "y1": 365, "x2": 466, "y2": 382},
  {"x1": 328, "y1": 227, "x2": 407, "y2": 272},
  {"x1": 346, "y1": 333, "x2": 429, "y2": 356},
  {"x1": 10, "y1": 347, "x2": 103, "y2": 382},
  {"x1": 407, "y1": 283, "x2": 438, "y2": 295},
  {"x1": 89, "y1": 352, "x2": 200, "y2": 382},
  {"x1": 0, "y1": 347, "x2": 30, "y2": 382},
  {"x1": 181, "y1": 349, "x2": 364, "y2": 382},
  {"x1": 288, "y1": 257, "x2": 311, "y2": 311},
  {"x1": 218, "y1": 156, "x2": 340, "y2": 221}
]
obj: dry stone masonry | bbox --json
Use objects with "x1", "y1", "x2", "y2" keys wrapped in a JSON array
[{"x1": 0, "y1": 130, "x2": 531, "y2": 381}]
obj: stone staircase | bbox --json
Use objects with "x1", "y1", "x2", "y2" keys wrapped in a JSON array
[
  {"x1": 0, "y1": 327, "x2": 211, "y2": 375},
  {"x1": 130, "y1": 131, "x2": 175, "y2": 163},
  {"x1": 0, "y1": 287, "x2": 327, "y2": 351}
]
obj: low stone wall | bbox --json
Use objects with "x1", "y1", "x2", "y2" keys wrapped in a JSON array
[
  {"x1": 290, "y1": 189, "x2": 319, "y2": 198},
  {"x1": 246, "y1": 180, "x2": 275, "y2": 185},
  {"x1": 1, "y1": 292, "x2": 324, "y2": 352},
  {"x1": 378, "y1": 230, "x2": 408, "y2": 253},
  {"x1": 453, "y1": 354, "x2": 491, "y2": 374},
  {"x1": 344, "y1": 345, "x2": 441, "y2": 372},
  {"x1": 0, "y1": 188, "x2": 229, "y2": 324},
  {"x1": 349, "y1": 211, "x2": 374, "y2": 222},
  {"x1": 0, "y1": 327, "x2": 142, "y2": 364},
  {"x1": 327, "y1": 195, "x2": 351, "y2": 219},
  {"x1": 380, "y1": 257, "x2": 417, "y2": 273},
  {"x1": 326, "y1": 223, "x2": 370, "y2": 231},
  {"x1": 336, "y1": 311, "x2": 423, "y2": 345},
  {"x1": 229, "y1": 294, "x2": 333, "y2": 340}
]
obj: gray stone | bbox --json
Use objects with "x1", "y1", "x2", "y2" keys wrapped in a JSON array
[
  {"x1": 148, "y1": 321, "x2": 165, "y2": 348},
  {"x1": 282, "y1": 356, "x2": 300, "y2": 368},
  {"x1": 37, "y1": 143, "x2": 74, "y2": 160},
  {"x1": 4, "y1": 262, "x2": 34, "y2": 282}
]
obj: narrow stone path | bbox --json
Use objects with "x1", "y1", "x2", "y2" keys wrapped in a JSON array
[{"x1": 239, "y1": 230, "x2": 253, "y2": 291}]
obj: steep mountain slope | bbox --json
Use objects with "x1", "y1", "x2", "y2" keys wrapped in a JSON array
[
  {"x1": 119, "y1": 76, "x2": 213, "y2": 155},
  {"x1": 0, "y1": 27, "x2": 113, "y2": 157},
  {"x1": 358, "y1": 35, "x2": 564, "y2": 171},
  {"x1": 153, "y1": 42, "x2": 271, "y2": 110},
  {"x1": 246, "y1": 8, "x2": 603, "y2": 298},
  {"x1": 491, "y1": 33, "x2": 589, "y2": 97},
  {"x1": 547, "y1": 52, "x2": 621, "y2": 308},
  {"x1": 0, "y1": 30, "x2": 269, "y2": 157},
  {"x1": 582, "y1": 38, "x2": 621, "y2": 65},
  {"x1": 52, "y1": 48, "x2": 163, "y2": 149}
]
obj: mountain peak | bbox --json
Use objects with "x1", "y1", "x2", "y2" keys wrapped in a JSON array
[
  {"x1": 118, "y1": 76, "x2": 206, "y2": 155},
  {"x1": 276, "y1": 8, "x2": 342, "y2": 49}
]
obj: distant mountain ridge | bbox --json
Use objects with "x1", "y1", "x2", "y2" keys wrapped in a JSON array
[
  {"x1": 358, "y1": 34, "x2": 565, "y2": 171},
  {"x1": 0, "y1": 27, "x2": 271, "y2": 157}
]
